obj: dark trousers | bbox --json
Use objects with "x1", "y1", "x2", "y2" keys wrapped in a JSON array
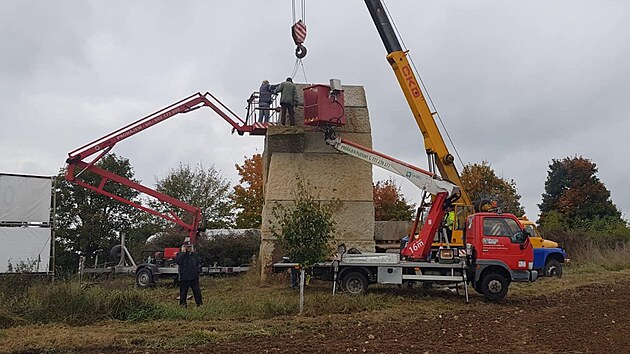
[
  {"x1": 280, "y1": 103, "x2": 295, "y2": 126},
  {"x1": 179, "y1": 279, "x2": 202, "y2": 307},
  {"x1": 258, "y1": 102, "x2": 271, "y2": 123}
]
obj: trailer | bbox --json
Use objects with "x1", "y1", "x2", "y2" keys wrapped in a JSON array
[{"x1": 79, "y1": 234, "x2": 249, "y2": 288}]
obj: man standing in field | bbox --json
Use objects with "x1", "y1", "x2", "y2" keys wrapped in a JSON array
[{"x1": 175, "y1": 240, "x2": 203, "y2": 307}]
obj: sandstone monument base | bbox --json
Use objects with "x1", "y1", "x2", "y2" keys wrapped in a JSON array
[{"x1": 259, "y1": 85, "x2": 375, "y2": 277}]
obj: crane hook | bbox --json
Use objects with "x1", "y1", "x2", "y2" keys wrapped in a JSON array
[
  {"x1": 295, "y1": 44, "x2": 307, "y2": 59},
  {"x1": 292, "y1": 19, "x2": 307, "y2": 59}
]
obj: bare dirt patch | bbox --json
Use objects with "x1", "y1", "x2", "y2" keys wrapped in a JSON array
[{"x1": 202, "y1": 276, "x2": 630, "y2": 354}]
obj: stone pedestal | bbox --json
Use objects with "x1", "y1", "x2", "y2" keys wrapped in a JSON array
[{"x1": 259, "y1": 84, "x2": 375, "y2": 276}]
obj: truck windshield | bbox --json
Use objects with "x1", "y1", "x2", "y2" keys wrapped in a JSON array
[
  {"x1": 455, "y1": 205, "x2": 474, "y2": 230},
  {"x1": 483, "y1": 218, "x2": 526, "y2": 243},
  {"x1": 523, "y1": 224, "x2": 539, "y2": 237}
]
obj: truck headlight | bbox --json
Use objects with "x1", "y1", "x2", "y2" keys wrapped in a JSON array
[
  {"x1": 518, "y1": 260, "x2": 526, "y2": 268},
  {"x1": 528, "y1": 262, "x2": 534, "y2": 270}
]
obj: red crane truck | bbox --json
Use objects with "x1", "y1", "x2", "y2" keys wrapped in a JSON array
[{"x1": 276, "y1": 127, "x2": 538, "y2": 301}]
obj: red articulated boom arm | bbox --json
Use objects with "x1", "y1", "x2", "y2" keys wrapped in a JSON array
[
  {"x1": 65, "y1": 92, "x2": 261, "y2": 243},
  {"x1": 325, "y1": 131, "x2": 460, "y2": 259}
]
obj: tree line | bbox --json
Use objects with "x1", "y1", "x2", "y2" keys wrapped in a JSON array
[
  {"x1": 373, "y1": 157, "x2": 630, "y2": 248},
  {"x1": 54, "y1": 152, "x2": 628, "y2": 271}
]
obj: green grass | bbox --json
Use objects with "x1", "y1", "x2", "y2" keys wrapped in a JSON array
[
  {"x1": 3, "y1": 239, "x2": 629, "y2": 328},
  {"x1": 569, "y1": 241, "x2": 630, "y2": 273},
  {"x1": 2, "y1": 267, "x2": 630, "y2": 353},
  {"x1": 0, "y1": 271, "x2": 404, "y2": 329},
  {"x1": 2, "y1": 239, "x2": 630, "y2": 353}
]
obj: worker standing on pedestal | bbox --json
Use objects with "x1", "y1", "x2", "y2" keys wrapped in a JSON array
[
  {"x1": 258, "y1": 80, "x2": 276, "y2": 123},
  {"x1": 274, "y1": 77, "x2": 298, "y2": 126}
]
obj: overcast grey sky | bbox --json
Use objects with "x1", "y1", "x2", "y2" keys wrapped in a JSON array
[{"x1": 1, "y1": 0, "x2": 628, "y2": 221}]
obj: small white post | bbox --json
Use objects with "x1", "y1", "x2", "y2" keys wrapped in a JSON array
[
  {"x1": 299, "y1": 268, "x2": 305, "y2": 314},
  {"x1": 118, "y1": 232, "x2": 126, "y2": 267}
]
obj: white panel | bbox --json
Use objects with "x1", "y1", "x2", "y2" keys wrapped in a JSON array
[
  {"x1": 0, "y1": 174, "x2": 52, "y2": 223},
  {"x1": 0, "y1": 227, "x2": 51, "y2": 273}
]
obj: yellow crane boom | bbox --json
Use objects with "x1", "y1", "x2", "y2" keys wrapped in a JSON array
[{"x1": 364, "y1": 0, "x2": 471, "y2": 206}]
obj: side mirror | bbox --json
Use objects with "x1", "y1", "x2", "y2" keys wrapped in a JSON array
[{"x1": 523, "y1": 229, "x2": 531, "y2": 238}]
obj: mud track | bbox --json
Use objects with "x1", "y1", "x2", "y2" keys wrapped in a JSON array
[{"x1": 209, "y1": 277, "x2": 630, "y2": 353}]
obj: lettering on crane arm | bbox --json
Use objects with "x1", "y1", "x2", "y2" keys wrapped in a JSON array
[
  {"x1": 409, "y1": 239, "x2": 425, "y2": 253},
  {"x1": 339, "y1": 144, "x2": 393, "y2": 170},
  {"x1": 116, "y1": 106, "x2": 183, "y2": 142},
  {"x1": 401, "y1": 65, "x2": 421, "y2": 98}
]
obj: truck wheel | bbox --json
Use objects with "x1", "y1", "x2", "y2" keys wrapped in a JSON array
[
  {"x1": 480, "y1": 273, "x2": 509, "y2": 301},
  {"x1": 136, "y1": 268, "x2": 154, "y2": 288},
  {"x1": 544, "y1": 259, "x2": 563, "y2": 278},
  {"x1": 342, "y1": 271, "x2": 368, "y2": 295}
]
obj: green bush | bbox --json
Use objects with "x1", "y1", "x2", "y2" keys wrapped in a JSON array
[
  {"x1": 570, "y1": 241, "x2": 630, "y2": 272},
  {"x1": 270, "y1": 178, "x2": 337, "y2": 268},
  {"x1": 147, "y1": 229, "x2": 260, "y2": 267},
  {"x1": 547, "y1": 228, "x2": 630, "y2": 253},
  {"x1": 196, "y1": 230, "x2": 261, "y2": 266},
  {"x1": 0, "y1": 307, "x2": 25, "y2": 329},
  {"x1": 544, "y1": 224, "x2": 630, "y2": 272},
  {"x1": 0, "y1": 274, "x2": 47, "y2": 300},
  {"x1": 8, "y1": 282, "x2": 159, "y2": 325}
]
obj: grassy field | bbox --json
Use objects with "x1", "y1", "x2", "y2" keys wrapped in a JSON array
[{"x1": 1, "y1": 242, "x2": 629, "y2": 353}]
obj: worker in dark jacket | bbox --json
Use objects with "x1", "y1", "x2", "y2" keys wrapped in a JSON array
[
  {"x1": 274, "y1": 77, "x2": 299, "y2": 126},
  {"x1": 258, "y1": 80, "x2": 276, "y2": 123},
  {"x1": 175, "y1": 240, "x2": 203, "y2": 307}
]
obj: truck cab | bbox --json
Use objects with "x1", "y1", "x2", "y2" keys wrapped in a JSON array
[
  {"x1": 519, "y1": 217, "x2": 567, "y2": 277},
  {"x1": 466, "y1": 213, "x2": 538, "y2": 300}
]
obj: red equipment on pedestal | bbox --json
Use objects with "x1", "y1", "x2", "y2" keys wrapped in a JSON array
[{"x1": 303, "y1": 83, "x2": 346, "y2": 127}]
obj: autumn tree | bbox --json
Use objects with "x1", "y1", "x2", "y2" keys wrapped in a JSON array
[
  {"x1": 150, "y1": 162, "x2": 234, "y2": 239},
  {"x1": 233, "y1": 154, "x2": 263, "y2": 228},
  {"x1": 270, "y1": 177, "x2": 337, "y2": 313},
  {"x1": 539, "y1": 156, "x2": 623, "y2": 230},
  {"x1": 55, "y1": 154, "x2": 146, "y2": 271},
  {"x1": 270, "y1": 178, "x2": 337, "y2": 267},
  {"x1": 373, "y1": 178, "x2": 414, "y2": 221},
  {"x1": 460, "y1": 161, "x2": 525, "y2": 216}
]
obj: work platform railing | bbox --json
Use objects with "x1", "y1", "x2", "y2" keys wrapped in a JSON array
[{"x1": 245, "y1": 91, "x2": 280, "y2": 126}]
